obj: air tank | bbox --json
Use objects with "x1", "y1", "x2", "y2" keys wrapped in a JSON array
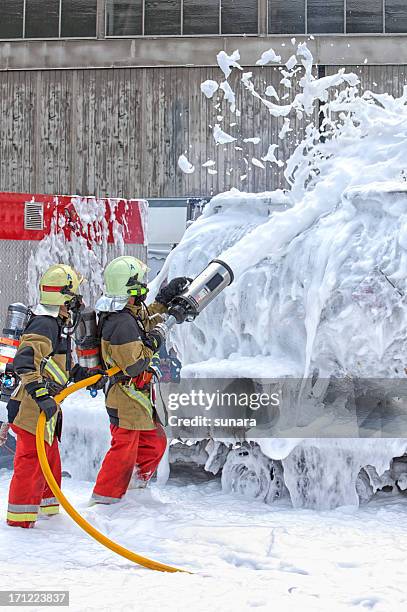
[
  {"x1": 0, "y1": 303, "x2": 30, "y2": 402},
  {"x1": 74, "y1": 308, "x2": 102, "y2": 370}
]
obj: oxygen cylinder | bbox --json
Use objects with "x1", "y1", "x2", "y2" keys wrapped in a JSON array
[
  {"x1": 0, "y1": 303, "x2": 30, "y2": 403},
  {"x1": 74, "y1": 308, "x2": 102, "y2": 370}
]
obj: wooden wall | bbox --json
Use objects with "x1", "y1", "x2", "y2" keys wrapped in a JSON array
[{"x1": 0, "y1": 65, "x2": 405, "y2": 199}]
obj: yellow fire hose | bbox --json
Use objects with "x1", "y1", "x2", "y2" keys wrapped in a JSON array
[{"x1": 35, "y1": 367, "x2": 189, "y2": 574}]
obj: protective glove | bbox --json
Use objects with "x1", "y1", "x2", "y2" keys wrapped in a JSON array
[
  {"x1": 87, "y1": 374, "x2": 109, "y2": 392},
  {"x1": 25, "y1": 381, "x2": 58, "y2": 422},
  {"x1": 155, "y1": 277, "x2": 191, "y2": 306},
  {"x1": 70, "y1": 364, "x2": 106, "y2": 384},
  {"x1": 44, "y1": 380, "x2": 66, "y2": 397},
  {"x1": 0, "y1": 422, "x2": 10, "y2": 447},
  {"x1": 144, "y1": 328, "x2": 165, "y2": 352}
]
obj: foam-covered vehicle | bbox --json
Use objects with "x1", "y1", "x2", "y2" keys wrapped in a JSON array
[
  {"x1": 150, "y1": 47, "x2": 407, "y2": 508},
  {"x1": 150, "y1": 181, "x2": 407, "y2": 509}
]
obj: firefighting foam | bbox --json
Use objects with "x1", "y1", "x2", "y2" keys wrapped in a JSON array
[{"x1": 148, "y1": 43, "x2": 407, "y2": 509}]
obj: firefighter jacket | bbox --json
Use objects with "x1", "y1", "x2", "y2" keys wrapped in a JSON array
[
  {"x1": 7, "y1": 314, "x2": 70, "y2": 444},
  {"x1": 101, "y1": 302, "x2": 167, "y2": 431}
]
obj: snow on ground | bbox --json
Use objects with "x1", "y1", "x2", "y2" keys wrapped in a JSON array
[{"x1": 1, "y1": 468, "x2": 407, "y2": 612}]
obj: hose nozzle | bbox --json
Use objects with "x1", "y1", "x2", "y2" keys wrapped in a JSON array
[{"x1": 167, "y1": 259, "x2": 234, "y2": 324}]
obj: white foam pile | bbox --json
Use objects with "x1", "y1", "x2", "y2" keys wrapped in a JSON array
[
  {"x1": 27, "y1": 196, "x2": 126, "y2": 307},
  {"x1": 149, "y1": 43, "x2": 407, "y2": 508}
]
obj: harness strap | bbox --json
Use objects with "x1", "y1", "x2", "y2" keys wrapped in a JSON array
[
  {"x1": 97, "y1": 312, "x2": 109, "y2": 370},
  {"x1": 66, "y1": 333, "x2": 72, "y2": 374}
]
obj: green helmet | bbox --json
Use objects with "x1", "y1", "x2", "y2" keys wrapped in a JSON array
[
  {"x1": 39, "y1": 264, "x2": 82, "y2": 306},
  {"x1": 104, "y1": 256, "x2": 148, "y2": 299}
]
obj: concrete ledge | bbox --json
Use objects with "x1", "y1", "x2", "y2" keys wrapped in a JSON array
[{"x1": 1, "y1": 35, "x2": 407, "y2": 71}]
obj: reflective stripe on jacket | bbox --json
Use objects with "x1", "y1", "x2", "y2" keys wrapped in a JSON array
[
  {"x1": 8, "y1": 314, "x2": 70, "y2": 444},
  {"x1": 100, "y1": 302, "x2": 167, "y2": 430}
]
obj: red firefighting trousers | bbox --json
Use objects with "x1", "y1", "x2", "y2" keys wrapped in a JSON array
[
  {"x1": 91, "y1": 423, "x2": 167, "y2": 504},
  {"x1": 7, "y1": 425, "x2": 61, "y2": 528}
]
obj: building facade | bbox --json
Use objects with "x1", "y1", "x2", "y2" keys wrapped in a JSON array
[{"x1": 0, "y1": 1, "x2": 407, "y2": 199}]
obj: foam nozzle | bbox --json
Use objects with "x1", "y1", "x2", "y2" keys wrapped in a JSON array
[{"x1": 168, "y1": 259, "x2": 234, "y2": 323}]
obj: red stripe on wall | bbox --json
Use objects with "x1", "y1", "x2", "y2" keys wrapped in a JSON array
[{"x1": 0, "y1": 193, "x2": 145, "y2": 245}]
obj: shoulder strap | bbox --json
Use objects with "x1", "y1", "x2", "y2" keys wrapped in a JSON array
[
  {"x1": 66, "y1": 333, "x2": 72, "y2": 373},
  {"x1": 97, "y1": 312, "x2": 109, "y2": 337},
  {"x1": 18, "y1": 308, "x2": 34, "y2": 336},
  {"x1": 54, "y1": 316, "x2": 72, "y2": 373},
  {"x1": 124, "y1": 306, "x2": 147, "y2": 336},
  {"x1": 143, "y1": 303, "x2": 151, "y2": 318},
  {"x1": 24, "y1": 308, "x2": 34, "y2": 330},
  {"x1": 96, "y1": 312, "x2": 110, "y2": 370}
]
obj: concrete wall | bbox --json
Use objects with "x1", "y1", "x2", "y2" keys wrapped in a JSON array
[{"x1": 1, "y1": 35, "x2": 407, "y2": 70}]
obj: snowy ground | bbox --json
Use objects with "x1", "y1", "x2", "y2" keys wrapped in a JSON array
[{"x1": 1, "y1": 468, "x2": 407, "y2": 612}]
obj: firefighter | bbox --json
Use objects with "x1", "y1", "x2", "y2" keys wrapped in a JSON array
[
  {"x1": 6, "y1": 264, "x2": 100, "y2": 528},
  {"x1": 91, "y1": 256, "x2": 188, "y2": 504}
]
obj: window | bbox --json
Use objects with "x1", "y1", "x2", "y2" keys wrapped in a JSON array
[
  {"x1": 386, "y1": 1, "x2": 407, "y2": 33},
  {"x1": 145, "y1": 0, "x2": 182, "y2": 35},
  {"x1": 0, "y1": 0, "x2": 98, "y2": 39},
  {"x1": 307, "y1": 0, "x2": 344, "y2": 34},
  {"x1": 3, "y1": 0, "x2": 406, "y2": 40},
  {"x1": 25, "y1": 0, "x2": 60, "y2": 38},
  {"x1": 221, "y1": 0, "x2": 258, "y2": 34},
  {"x1": 0, "y1": 0, "x2": 24, "y2": 38},
  {"x1": 268, "y1": 0, "x2": 306, "y2": 34},
  {"x1": 61, "y1": 0, "x2": 97, "y2": 37},
  {"x1": 347, "y1": 0, "x2": 383, "y2": 33},
  {"x1": 105, "y1": 1, "x2": 258, "y2": 36},
  {"x1": 106, "y1": 0, "x2": 143, "y2": 35},
  {"x1": 183, "y1": 0, "x2": 219, "y2": 35}
]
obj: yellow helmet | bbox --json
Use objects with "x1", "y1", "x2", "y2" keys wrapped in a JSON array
[
  {"x1": 104, "y1": 256, "x2": 148, "y2": 298},
  {"x1": 39, "y1": 264, "x2": 82, "y2": 306}
]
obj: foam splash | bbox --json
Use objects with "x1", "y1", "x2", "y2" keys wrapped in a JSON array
[
  {"x1": 149, "y1": 43, "x2": 407, "y2": 508},
  {"x1": 151, "y1": 43, "x2": 407, "y2": 379}
]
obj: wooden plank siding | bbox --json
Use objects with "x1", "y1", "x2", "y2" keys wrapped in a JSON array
[
  {"x1": 325, "y1": 65, "x2": 407, "y2": 98},
  {"x1": 0, "y1": 65, "x2": 403, "y2": 199}
]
